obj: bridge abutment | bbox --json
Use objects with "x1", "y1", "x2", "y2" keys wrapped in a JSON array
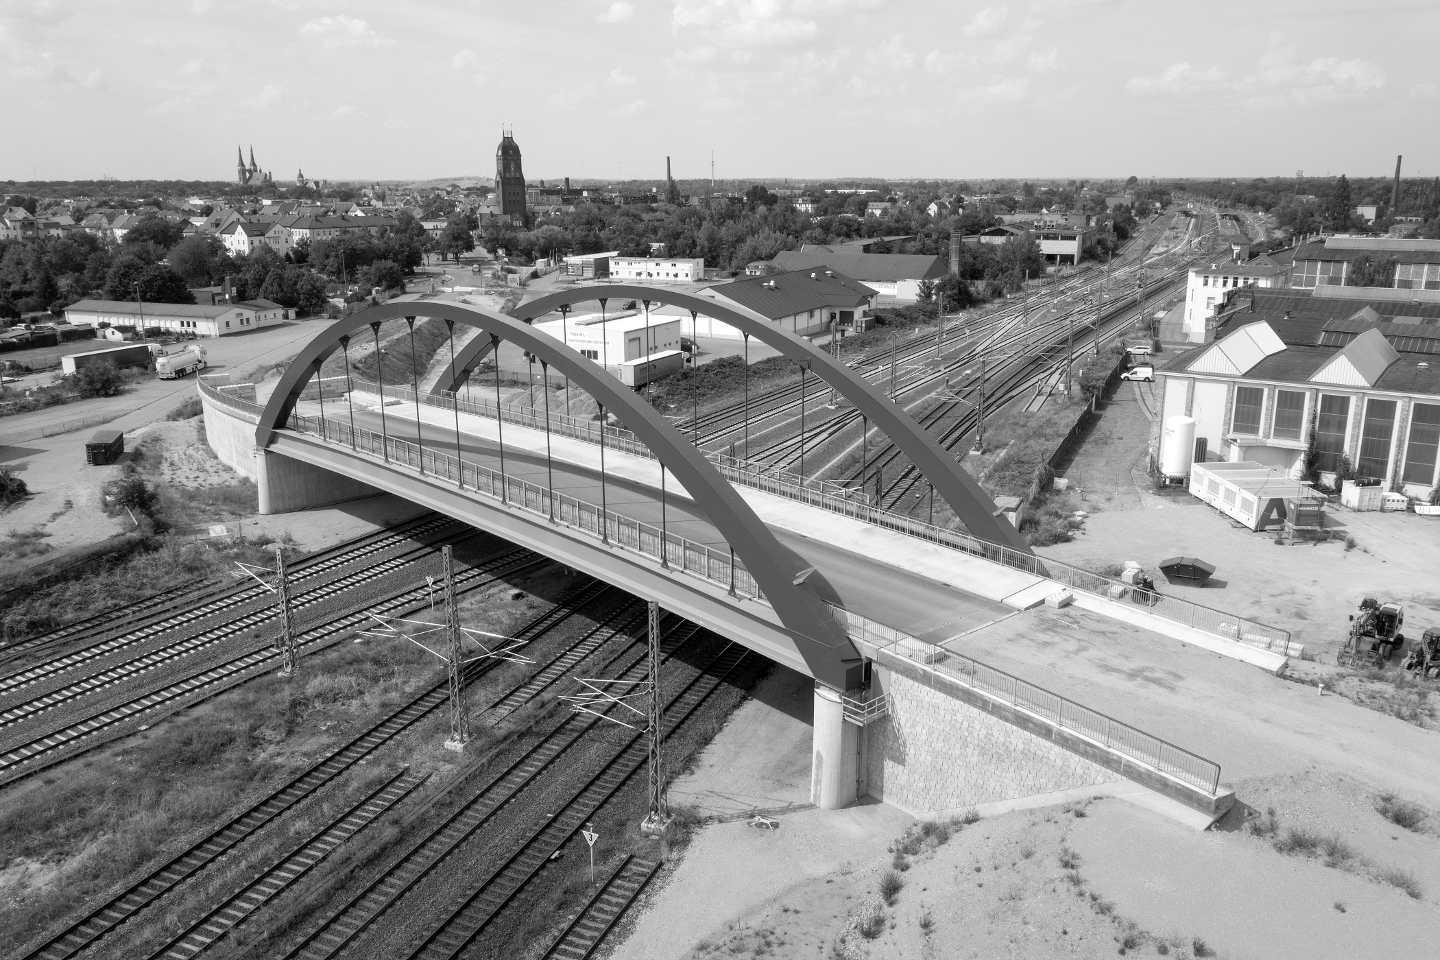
[{"x1": 254, "y1": 448, "x2": 380, "y2": 515}]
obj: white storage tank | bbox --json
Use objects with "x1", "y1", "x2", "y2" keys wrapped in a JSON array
[{"x1": 1161, "y1": 416, "x2": 1197, "y2": 477}]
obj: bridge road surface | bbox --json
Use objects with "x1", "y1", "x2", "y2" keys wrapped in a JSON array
[{"x1": 274, "y1": 397, "x2": 1440, "y2": 806}]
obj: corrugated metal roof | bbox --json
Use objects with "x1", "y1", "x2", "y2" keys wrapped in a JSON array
[
  {"x1": 1325, "y1": 237, "x2": 1440, "y2": 253},
  {"x1": 1310, "y1": 328, "x2": 1398, "y2": 386},
  {"x1": 65, "y1": 299, "x2": 236, "y2": 318}
]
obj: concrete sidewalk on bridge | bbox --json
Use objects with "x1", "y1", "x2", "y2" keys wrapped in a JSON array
[{"x1": 339, "y1": 391, "x2": 1050, "y2": 611}]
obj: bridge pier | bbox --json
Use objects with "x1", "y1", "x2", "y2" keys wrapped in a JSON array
[
  {"x1": 811, "y1": 684, "x2": 859, "y2": 810},
  {"x1": 254, "y1": 447, "x2": 379, "y2": 515}
]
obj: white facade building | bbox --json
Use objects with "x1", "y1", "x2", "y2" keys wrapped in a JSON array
[
  {"x1": 64, "y1": 299, "x2": 286, "y2": 338},
  {"x1": 533, "y1": 311, "x2": 683, "y2": 386},
  {"x1": 1181, "y1": 263, "x2": 1285, "y2": 343},
  {"x1": 608, "y1": 257, "x2": 705, "y2": 283}
]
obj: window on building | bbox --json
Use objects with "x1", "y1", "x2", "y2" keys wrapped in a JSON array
[
  {"x1": 1315, "y1": 394, "x2": 1350, "y2": 472},
  {"x1": 1231, "y1": 386, "x2": 1264, "y2": 435},
  {"x1": 1273, "y1": 390, "x2": 1306, "y2": 440},
  {"x1": 1357, "y1": 398, "x2": 1397, "y2": 479},
  {"x1": 1402, "y1": 402, "x2": 1440, "y2": 485}
]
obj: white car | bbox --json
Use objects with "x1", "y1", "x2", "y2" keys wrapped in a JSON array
[{"x1": 1120, "y1": 364, "x2": 1154, "y2": 382}]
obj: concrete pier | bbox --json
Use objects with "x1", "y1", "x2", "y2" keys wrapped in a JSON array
[{"x1": 810, "y1": 684, "x2": 859, "y2": 810}]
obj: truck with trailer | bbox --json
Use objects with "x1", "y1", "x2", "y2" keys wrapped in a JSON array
[
  {"x1": 155, "y1": 346, "x2": 208, "y2": 379},
  {"x1": 60, "y1": 343, "x2": 153, "y2": 375}
]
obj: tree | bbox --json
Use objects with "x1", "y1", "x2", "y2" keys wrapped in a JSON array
[
  {"x1": 122, "y1": 216, "x2": 185, "y2": 250},
  {"x1": 168, "y1": 234, "x2": 226, "y2": 287},
  {"x1": 103, "y1": 254, "x2": 149, "y2": 301},
  {"x1": 365, "y1": 259, "x2": 404, "y2": 290},
  {"x1": 438, "y1": 220, "x2": 474, "y2": 264},
  {"x1": 1324, "y1": 175, "x2": 1358, "y2": 231},
  {"x1": 1345, "y1": 253, "x2": 1398, "y2": 288},
  {"x1": 1125, "y1": 175, "x2": 1139, "y2": 188},
  {"x1": 68, "y1": 361, "x2": 124, "y2": 398},
  {"x1": 136, "y1": 265, "x2": 195, "y2": 304}
]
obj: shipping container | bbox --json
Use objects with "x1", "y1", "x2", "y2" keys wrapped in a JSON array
[{"x1": 85, "y1": 429, "x2": 124, "y2": 465}]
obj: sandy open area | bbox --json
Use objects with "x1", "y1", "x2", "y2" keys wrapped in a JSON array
[{"x1": 608, "y1": 663, "x2": 1440, "y2": 960}]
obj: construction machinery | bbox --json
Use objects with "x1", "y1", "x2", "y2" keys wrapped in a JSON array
[
  {"x1": 1339, "y1": 598, "x2": 1406, "y2": 667},
  {"x1": 1402, "y1": 627, "x2": 1440, "y2": 680}
]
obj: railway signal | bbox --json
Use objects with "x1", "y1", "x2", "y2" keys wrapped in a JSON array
[{"x1": 582, "y1": 823, "x2": 600, "y2": 883}]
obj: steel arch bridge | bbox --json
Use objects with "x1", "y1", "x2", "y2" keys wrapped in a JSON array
[{"x1": 255, "y1": 291, "x2": 1032, "y2": 690}]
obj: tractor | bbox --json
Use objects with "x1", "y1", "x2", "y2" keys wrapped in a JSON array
[{"x1": 1339, "y1": 597, "x2": 1405, "y2": 667}]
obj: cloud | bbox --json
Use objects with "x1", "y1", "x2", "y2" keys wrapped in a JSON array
[
  {"x1": 7, "y1": 49, "x2": 100, "y2": 87},
  {"x1": 242, "y1": 83, "x2": 285, "y2": 108},
  {"x1": 298, "y1": 15, "x2": 393, "y2": 48},
  {"x1": 333, "y1": 104, "x2": 358, "y2": 119},
  {"x1": 179, "y1": 58, "x2": 204, "y2": 75},
  {"x1": 977, "y1": 78, "x2": 1029, "y2": 102},
  {"x1": 964, "y1": 5, "x2": 1008, "y2": 36},
  {"x1": 1027, "y1": 47, "x2": 1059, "y2": 72},
  {"x1": 598, "y1": 1, "x2": 634, "y2": 23},
  {"x1": 607, "y1": 66, "x2": 637, "y2": 86},
  {"x1": 452, "y1": 49, "x2": 476, "y2": 69},
  {"x1": 1126, "y1": 62, "x2": 1227, "y2": 94},
  {"x1": 1248, "y1": 45, "x2": 1383, "y2": 105},
  {"x1": 615, "y1": 98, "x2": 648, "y2": 114},
  {"x1": 551, "y1": 81, "x2": 598, "y2": 107},
  {"x1": 672, "y1": 0, "x2": 819, "y2": 46}
]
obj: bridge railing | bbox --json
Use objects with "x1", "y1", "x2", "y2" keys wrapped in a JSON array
[
  {"x1": 348, "y1": 378, "x2": 858, "y2": 504},
  {"x1": 284, "y1": 410, "x2": 763, "y2": 601},
  {"x1": 834, "y1": 607, "x2": 1223, "y2": 795},
  {"x1": 267, "y1": 379, "x2": 1292, "y2": 656}
]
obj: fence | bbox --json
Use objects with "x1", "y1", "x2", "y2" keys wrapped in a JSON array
[
  {"x1": 200, "y1": 379, "x2": 1293, "y2": 656},
  {"x1": 837, "y1": 608, "x2": 1223, "y2": 794},
  {"x1": 1, "y1": 412, "x2": 119, "y2": 444}
]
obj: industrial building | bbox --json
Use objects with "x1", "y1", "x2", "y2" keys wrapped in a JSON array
[
  {"x1": 533, "y1": 310, "x2": 683, "y2": 387},
  {"x1": 767, "y1": 250, "x2": 946, "y2": 303},
  {"x1": 694, "y1": 269, "x2": 878, "y2": 340},
  {"x1": 64, "y1": 299, "x2": 287, "y2": 338},
  {"x1": 1157, "y1": 286, "x2": 1440, "y2": 497},
  {"x1": 608, "y1": 257, "x2": 705, "y2": 283},
  {"x1": 1289, "y1": 235, "x2": 1440, "y2": 290}
]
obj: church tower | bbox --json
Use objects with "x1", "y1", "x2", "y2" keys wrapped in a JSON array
[{"x1": 495, "y1": 130, "x2": 527, "y2": 225}]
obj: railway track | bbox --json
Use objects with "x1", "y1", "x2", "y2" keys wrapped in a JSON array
[
  {"x1": 541, "y1": 854, "x2": 660, "y2": 960},
  {"x1": 0, "y1": 547, "x2": 540, "y2": 792},
  {"x1": 279, "y1": 615, "x2": 701, "y2": 960},
  {"x1": 0, "y1": 513, "x2": 457, "y2": 680},
  {"x1": 17, "y1": 564, "x2": 600, "y2": 960},
  {"x1": 143, "y1": 769, "x2": 432, "y2": 960},
  {"x1": 0, "y1": 525, "x2": 479, "y2": 728},
  {"x1": 400, "y1": 638, "x2": 752, "y2": 960}
]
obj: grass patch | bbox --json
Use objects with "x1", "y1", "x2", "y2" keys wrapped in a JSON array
[
  {"x1": 164, "y1": 396, "x2": 204, "y2": 420},
  {"x1": 0, "y1": 526, "x2": 52, "y2": 560},
  {"x1": 1376, "y1": 866, "x2": 1424, "y2": 899},
  {"x1": 1374, "y1": 792, "x2": 1428, "y2": 832},
  {"x1": 347, "y1": 317, "x2": 454, "y2": 387},
  {"x1": 1019, "y1": 490, "x2": 1084, "y2": 546}
]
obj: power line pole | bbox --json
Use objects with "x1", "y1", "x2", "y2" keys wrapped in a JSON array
[
  {"x1": 275, "y1": 544, "x2": 296, "y2": 675},
  {"x1": 640, "y1": 600, "x2": 673, "y2": 857},
  {"x1": 974, "y1": 353, "x2": 987, "y2": 453},
  {"x1": 442, "y1": 545, "x2": 471, "y2": 752}
]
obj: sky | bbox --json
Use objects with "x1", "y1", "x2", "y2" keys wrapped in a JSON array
[{"x1": 2, "y1": 0, "x2": 1437, "y2": 184}]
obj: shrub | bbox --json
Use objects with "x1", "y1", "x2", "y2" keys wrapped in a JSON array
[
  {"x1": 105, "y1": 472, "x2": 159, "y2": 518},
  {"x1": 1377, "y1": 866, "x2": 1424, "y2": 899},
  {"x1": 68, "y1": 361, "x2": 125, "y2": 398},
  {"x1": 1192, "y1": 937, "x2": 1213, "y2": 957},
  {"x1": 0, "y1": 467, "x2": 28, "y2": 506},
  {"x1": 1374, "y1": 792, "x2": 1427, "y2": 832},
  {"x1": 879, "y1": 869, "x2": 904, "y2": 906},
  {"x1": 165, "y1": 396, "x2": 204, "y2": 420}
]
